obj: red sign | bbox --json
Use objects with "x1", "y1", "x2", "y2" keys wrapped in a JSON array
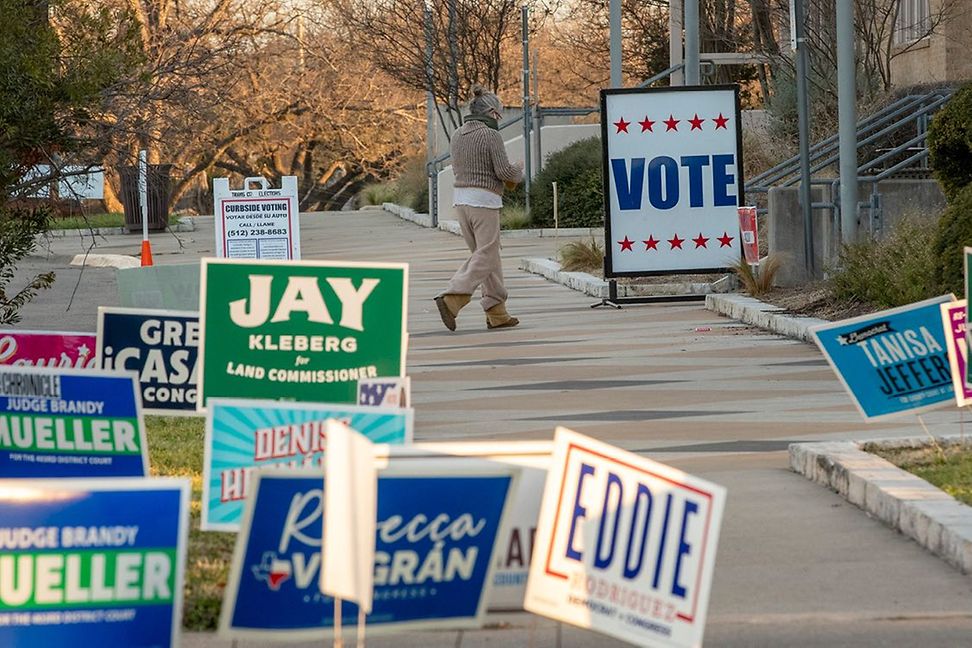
[{"x1": 737, "y1": 206, "x2": 759, "y2": 265}]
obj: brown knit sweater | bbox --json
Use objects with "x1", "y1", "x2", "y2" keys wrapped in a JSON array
[{"x1": 451, "y1": 121, "x2": 523, "y2": 195}]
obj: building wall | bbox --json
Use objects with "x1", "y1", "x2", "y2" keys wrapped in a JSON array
[{"x1": 890, "y1": 0, "x2": 972, "y2": 87}]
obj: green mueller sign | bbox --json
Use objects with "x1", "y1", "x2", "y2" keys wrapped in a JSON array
[{"x1": 198, "y1": 259, "x2": 408, "y2": 407}]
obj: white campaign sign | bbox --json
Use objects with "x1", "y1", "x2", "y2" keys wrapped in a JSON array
[
  {"x1": 213, "y1": 176, "x2": 300, "y2": 260},
  {"x1": 321, "y1": 420, "x2": 377, "y2": 613},
  {"x1": 525, "y1": 428, "x2": 726, "y2": 648},
  {"x1": 602, "y1": 86, "x2": 742, "y2": 276}
]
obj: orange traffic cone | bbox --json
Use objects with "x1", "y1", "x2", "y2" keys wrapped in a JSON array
[{"x1": 140, "y1": 239, "x2": 154, "y2": 267}]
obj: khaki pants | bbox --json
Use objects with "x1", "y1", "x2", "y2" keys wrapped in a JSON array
[{"x1": 445, "y1": 204, "x2": 507, "y2": 310}]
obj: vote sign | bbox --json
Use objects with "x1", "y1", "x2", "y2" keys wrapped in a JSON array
[
  {"x1": 0, "y1": 477, "x2": 189, "y2": 647},
  {"x1": 97, "y1": 307, "x2": 199, "y2": 415},
  {"x1": 220, "y1": 465, "x2": 517, "y2": 641},
  {"x1": 811, "y1": 295, "x2": 956, "y2": 420},
  {"x1": 0, "y1": 366, "x2": 148, "y2": 478},
  {"x1": 198, "y1": 259, "x2": 408, "y2": 408},
  {"x1": 525, "y1": 428, "x2": 726, "y2": 648},
  {"x1": 602, "y1": 85, "x2": 743, "y2": 277},
  {"x1": 0, "y1": 331, "x2": 97, "y2": 370}
]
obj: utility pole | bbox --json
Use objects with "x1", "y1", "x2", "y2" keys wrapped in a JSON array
[
  {"x1": 684, "y1": 0, "x2": 699, "y2": 84},
  {"x1": 669, "y1": 0, "x2": 684, "y2": 86},
  {"x1": 837, "y1": 0, "x2": 857, "y2": 244},
  {"x1": 793, "y1": 0, "x2": 815, "y2": 276},
  {"x1": 609, "y1": 0, "x2": 622, "y2": 87},
  {"x1": 522, "y1": 5, "x2": 531, "y2": 215}
]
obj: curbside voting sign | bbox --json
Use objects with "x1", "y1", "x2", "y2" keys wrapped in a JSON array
[
  {"x1": 0, "y1": 366, "x2": 148, "y2": 478},
  {"x1": 0, "y1": 330, "x2": 97, "y2": 369},
  {"x1": 0, "y1": 477, "x2": 189, "y2": 647},
  {"x1": 214, "y1": 176, "x2": 300, "y2": 260},
  {"x1": 811, "y1": 295, "x2": 956, "y2": 420},
  {"x1": 601, "y1": 85, "x2": 743, "y2": 277},
  {"x1": 219, "y1": 464, "x2": 518, "y2": 641},
  {"x1": 202, "y1": 398, "x2": 413, "y2": 530},
  {"x1": 198, "y1": 259, "x2": 408, "y2": 408},
  {"x1": 97, "y1": 307, "x2": 199, "y2": 415},
  {"x1": 524, "y1": 428, "x2": 726, "y2": 648}
]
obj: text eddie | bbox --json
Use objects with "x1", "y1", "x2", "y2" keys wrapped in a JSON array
[{"x1": 525, "y1": 429, "x2": 726, "y2": 648}]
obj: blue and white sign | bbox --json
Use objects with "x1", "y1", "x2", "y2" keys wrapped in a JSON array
[
  {"x1": 219, "y1": 465, "x2": 518, "y2": 640},
  {"x1": 0, "y1": 477, "x2": 189, "y2": 647},
  {"x1": 0, "y1": 366, "x2": 148, "y2": 478},
  {"x1": 811, "y1": 295, "x2": 956, "y2": 420},
  {"x1": 202, "y1": 398, "x2": 413, "y2": 530},
  {"x1": 525, "y1": 428, "x2": 726, "y2": 648},
  {"x1": 601, "y1": 85, "x2": 743, "y2": 277},
  {"x1": 97, "y1": 307, "x2": 199, "y2": 416}
]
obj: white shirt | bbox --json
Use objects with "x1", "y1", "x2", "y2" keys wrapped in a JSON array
[{"x1": 453, "y1": 186, "x2": 502, "y2": 209}]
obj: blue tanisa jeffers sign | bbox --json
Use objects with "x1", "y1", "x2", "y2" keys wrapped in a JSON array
[
  {"x1": 811, "y1": 295, "x2": 956, "y2": 420},
  {"x1": 0, "y1": 366, "x2": 148, "y2": 478},
  {"x1": 202, "y1": 398, "x2": 413, "y2": 531},
  {"x1": 97, "y1": 307, "x2": 199, "y2": 416},
  {"x1": 0, "y1": 477, "x2": 189, "y2": 647},
  {"x1": 220, "y1": 467, "x2": 517, "y2": 641}
]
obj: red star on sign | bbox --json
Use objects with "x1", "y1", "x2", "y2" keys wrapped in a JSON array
[
  {"x1": 618, "y1": 235, "x2": 634, "y2": 251},
  {"x1": 713, "y1": 113, "x2": 730, "y2": 129},
  {"x1": 614, "y1": 117, "x2": 630, "y2": 133},
  {"x1": 663, "y1": 115, "x2": 680, "y2": 131},
  {"x1": 689, "y1": 114, "x2": 705, "y2": 131},
  {"x1": 638, "y1": 116, "x2": 655, "y2": 132},
  {"x1": 692, "y1": 233, "x2": 709, "y2": 248},
  {"x1": 668, "y1": 233, "x2": 684, "y2": 249},
  {"x1": 643, "y1": 235, "x2": 659, "y2": 250},
  {"x1": 717, "y1": 231, "x2": 735, "y2": 247}
]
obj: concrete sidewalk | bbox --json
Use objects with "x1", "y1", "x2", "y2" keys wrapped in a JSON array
[{"x1": 17, "y1": 210, "x2": 972, "y2": 646}]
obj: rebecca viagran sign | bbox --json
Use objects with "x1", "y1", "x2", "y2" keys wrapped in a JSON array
[{"x1": 198, "y1": 259, "x2": 408, "y2": 408}]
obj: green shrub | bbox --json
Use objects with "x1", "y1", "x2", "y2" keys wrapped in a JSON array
[
  {"x1": 929, "y1": 83, "x2": 972, "y2": 201},
  {"x1": 829, "y1": 216, "x2": 939, "y2": 308},
  {"x1": 530, "y1": 138, "x2": 603, "y2": 228},
  {"x1": 0, "y1": 207, "x2": 54, "y2": 324},
  {"x1": 359, "y1": 183, "x2": 398, "y2": 206},
  {"x1": 396, "y1": 158, "x2": 430, "y2": 213},
  {"x1": 932, "y1": 182, "x2": 972, "y2": 296},
  {"x1": 500, "y1": 203, "x2": 530, "y2": 229}
]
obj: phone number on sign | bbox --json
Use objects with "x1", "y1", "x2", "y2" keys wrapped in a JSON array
[{"x1": 228, "y1": 229, "x2": 288, "y2": 237}]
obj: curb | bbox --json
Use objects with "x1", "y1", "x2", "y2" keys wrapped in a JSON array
[
  {"x1": 705, "y1": 293, "x2": 827, "y2": 342},
  {"x1": 790, "y1": 437, "x2": 972, "y2": 574},
  {"x1": 519, "y1": 257, "x2": 735, "y2": 300},
  {"x1": 47, "y1": 217, "x2": 196, "y2": 239},
  {"x1": 382, "y1": 203, "x2": 603, "y2": 239}
]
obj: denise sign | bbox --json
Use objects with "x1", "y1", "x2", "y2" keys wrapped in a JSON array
[
  {"x1": 525, "y1": 428, "x2": 726, "y2": 648},
  {"x1": 202, "y1": 398, "x2": 412, "y2": 530},
  {"x1": 97, "y1": 307, "x2": 199, "y2": 415},
  {"x1": 0, "y1": 477, "x2": 189, "y2": 647},
  {"x1": 214, "y1": 176, "x2": 300, "y2": 260},
  {"x1": 0, "y1": 366, "x2": 148, "y2": 478},
  {"x1": 811, "y1": 295, "x2": 955, "y2": 420},
  {"x1": 601, "y1": 86, "x2": 743, "y2": 277},
  {"x1": 0, "y1": 331, "x2": 97, "y2": 369},
  {"x1": 198, "y1": 259, "x2": 408, "y2": 408},
  {"x1": 220, "y1": 464, "x2": 517, "y2": 641}
]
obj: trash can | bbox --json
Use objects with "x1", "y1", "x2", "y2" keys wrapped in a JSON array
[{"x1": 119, "y1": 164, "x2": 173, "y2": 232}]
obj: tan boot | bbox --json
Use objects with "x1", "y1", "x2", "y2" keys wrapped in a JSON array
[
  {"x1": 433, "y1": 293, "x2": 471, "y2": 331},
  {"x1": 485, "y1": 303, "x2": 519, "y2": 330}
]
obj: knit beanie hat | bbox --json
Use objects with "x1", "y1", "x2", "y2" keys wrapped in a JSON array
[{"x1": 469, "y1": 85, "x2": 503, "y2": 116}]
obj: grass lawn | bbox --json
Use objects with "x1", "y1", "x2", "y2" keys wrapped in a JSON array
[
  {"x1": 146, "y1": 415, "x2": 234, "y2": 631},
  {"x1": 867, "y1": 443, "x2": 972, "y2": 506},
  {"x1": 51, "y1": 212, "x2": 125, "y2": 230}
]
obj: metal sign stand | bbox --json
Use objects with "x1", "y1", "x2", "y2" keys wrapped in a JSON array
[{"x1": 591, "y1": 278, "x2": 707, "y2": 309}]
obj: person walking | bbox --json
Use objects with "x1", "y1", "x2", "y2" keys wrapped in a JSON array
[{"x1": 434, "y1": 85, "x2": 524, "y2": 332}]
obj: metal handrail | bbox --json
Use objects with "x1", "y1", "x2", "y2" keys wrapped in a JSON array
[
  {"x1": 637, "y1": 64, "x2": 685, "y2": 88},
  {"x1": 746, "y1": 89, "x2": 952, "y2": 190}
]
